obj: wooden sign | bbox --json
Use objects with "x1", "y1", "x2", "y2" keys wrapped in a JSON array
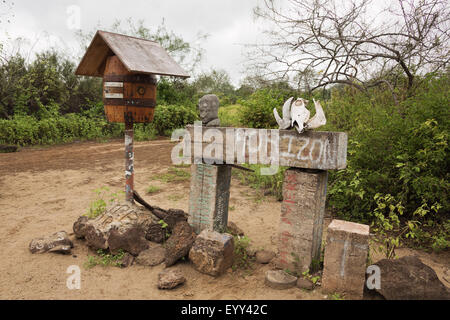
[{"x1": 185, "y1": 126, "x2": 348, "y2": 170}]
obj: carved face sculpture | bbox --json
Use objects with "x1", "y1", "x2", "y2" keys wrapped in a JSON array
[
  {"x1": 198, "y1": 94, "x2": 220, "y2": 125},
  {"x1": 290, "y1": 98, "x2": 310, "y2": 133}
]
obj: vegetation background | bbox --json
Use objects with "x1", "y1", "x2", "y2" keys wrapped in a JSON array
[{"x1": 0, "y1": 1, "x2": 448, "y2": 255}]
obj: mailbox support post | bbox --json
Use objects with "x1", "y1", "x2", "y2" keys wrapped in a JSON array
[{"x1": 125, "y1": 121, "x2": 134, "y2": 203}]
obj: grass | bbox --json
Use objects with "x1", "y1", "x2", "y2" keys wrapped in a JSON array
[
  {"x1": 84, "y1": 249, "x2": 126, "y2": 269},
  {"x1": 152, "y1": 167, "x2": 191, "y2": 183},
  {"x1": 218, "y1": 104, "x2": 242, "y2": 127},
  {"x1": 84, "y1": 187, "x2": 123, "y2": 219},
  {"x1": 146, "y1": 185, "x2": 162, "y2": 194},
  {"x1": 167, "y1": 194, "x2": 184, "y2": 202},
  {"x1": 233, "y1": 164, "x2": 287, "y2": 201},
  {"x1": 329, "y1": 293, "x2": 345, "y2": 300},
  {"x1": 232, "y1": 235, "x2": 253, "y2": 272}
]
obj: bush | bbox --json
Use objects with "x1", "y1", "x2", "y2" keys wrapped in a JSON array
[
  {"x1": 326, "y1": 74, "x2": 449, "y2": 251},
  {"x1": 152, "y1": 104, "x2": 198, "y2": 136},
  {"x1": 239, "y1": 88, "x2": 297, "y2": 129},
  {"x1": 0, "y1": 113, "x2": 122, "y2": 146}
]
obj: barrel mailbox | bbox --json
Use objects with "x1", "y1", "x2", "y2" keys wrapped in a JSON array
[
  {"x1": 75, "y1": 30, "x2": 189, "y2": 124},
  {"x1": 103, "y1": 56, "x2": 157, "y2": 123},
  {"x1": 75, "y1": 30, "x2": 189, "y2": 202}
]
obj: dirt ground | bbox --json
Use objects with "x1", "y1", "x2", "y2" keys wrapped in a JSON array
[{"x1": 0, "y1": 138, "x2": 448, "y2": 300}]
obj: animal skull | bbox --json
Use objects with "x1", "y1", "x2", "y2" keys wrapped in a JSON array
[{"x1": 273, "y1": 97, "x2": 326, "y2": 134}]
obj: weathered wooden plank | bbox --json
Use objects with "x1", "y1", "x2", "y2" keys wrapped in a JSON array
[{"x1": 185, "y1": 126, "x2": 347, "y2": 170}]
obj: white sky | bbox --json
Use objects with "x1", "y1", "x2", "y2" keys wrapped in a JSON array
[{"x1": 0, "y1": 0, "x2": 266, "y2": 86}]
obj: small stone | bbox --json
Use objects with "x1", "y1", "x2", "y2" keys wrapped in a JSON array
[
  {"x1": 297, "y1": 277, "x2": 314, "y2": 291},
  {"x1": 255, "y1": 250, "x2": 276, "y2": 264},
  {"x1": 189, "y1": 230, "x2": 234, "y2": 277},
  {"x1": 29, "y1": 231, "x2": 73, "y2": 254},
  {"x1": 136, "y1": 244, "x2": 166, "y2": 267},
  {"x1": 0, "y1": 144, "x2": 18, "y2": 153},
  {"x1": 265, "y1": 270, "x2": 298, "y2": 290},
  {"x1": 227, "y1": 221, "x2": 244, "y2": 236},
  {"x1": 158, "y1": 269, "x2": 186, "y2": 290},
  {"x1": 165, "y1": 221, "x2": 197, "y2": 267},
  {"x1": 73, "y1": 216, "x2": 89, "y2": 239},
  {"x1": 119, "y1": 253, "x2": 135, "y2": 268}
]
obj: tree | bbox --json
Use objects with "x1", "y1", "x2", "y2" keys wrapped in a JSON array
[{"x1": 248, "y1": 0, "x2": 450, "y2": 98}]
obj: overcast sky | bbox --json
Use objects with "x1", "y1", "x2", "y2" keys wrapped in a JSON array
[{"x1": 0, "y1": 0, "x2": 266, "y2": 86}]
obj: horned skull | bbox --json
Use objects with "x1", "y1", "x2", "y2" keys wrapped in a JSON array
[{"x1": 273, "y1": 97, "x2": 326, "y2": 134}]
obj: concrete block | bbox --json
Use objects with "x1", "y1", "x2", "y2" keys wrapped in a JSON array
[
  {"x1": 322, "y1": 219, "x2": 370, "y2": 299},
  {"x1": 276, "y1": 168, "x2": 328, "y2": 273},
  {"x1": 188, "y1": 164, "x2": 231, "y2": 234}
]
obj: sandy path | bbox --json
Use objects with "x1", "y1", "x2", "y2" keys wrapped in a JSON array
[{"x1": 0, "y1": 139, "x2": 448, "y2": 299}]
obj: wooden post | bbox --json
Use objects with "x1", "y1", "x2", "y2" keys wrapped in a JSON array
[{"x1": 125, "y1": 121, "x2": 134, "y2": 203}]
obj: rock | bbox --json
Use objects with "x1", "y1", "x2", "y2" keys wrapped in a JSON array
[
  {"x1": 158, "y1": 269, "x2": 186, "y2": 290},
  {"x1": 0, "y1": 144, "x2": 18, "y2": 153},
  {"x1": 227, "y1": 221, "x2": 244, "y2": 236},
  {"x1": 297, "y1": 277, "x2": 314, "y2": 291},
  {"x1": 153, "y1": 208, "x2": 188, "y2": 231},
  {"x1": 73, "y1": 216, "x2": 89, "y2": 239},
  {"x1": 255, "y1": 250, "x2": 276, "y2": 264},
  {"x1": 444, "y1": 269, "x2": 450, "y2": 285},
  {"x1": 164, "y1": 221, "x2": 197, "y2": 267},
  {"x1": 119, "y1": 253, "x2": 134, "y2": 268},
  {"x1": 78, "y1": 201, "x2": 160, "y2": 251},
  {"x1": 198, "y1": 94, "x2": 220, "y2": 127},
  {"x1": 373, "y1": 256, "x2": 450, "y2": 300},
  {"x1": 265, "y1": 270, "x2": 298, "y2": 290},
  {"x1": 136, "y1": 244, "x2": 166, "y2": 267},
  {"x1": 189, "y1": 230, "x2": 234, "y2": 277},
  {"x1": 145, "y1": 223, "x2": 166, "y2": 243},
  {"x1": 108, "y1": 225, "x2": 149, "y2": 256},
  {"x1": 29, "y1": 231, "x2": 73, "y2": 254}
]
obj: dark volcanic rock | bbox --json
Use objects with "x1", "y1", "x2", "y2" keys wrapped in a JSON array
[
  {"x1": 189, "y1": 230, "x2": 234, "y2": 277},
  {"x1": 119, "y1": 252, "x2": 135, "y2": 268},
  {"x1": 145, "y1": 223, "x2": 166, "y2": 243},
  {"x1": 29, "y1": 231, "x2": 73, "y2": 254},
  {"x1": 164, "y1": 221, "x2": 197, "y2": 267},
  {"x1": 136, "y1": 244, "x2": 166, "y2": 267},
  {"x1": 158, "y1": 268, "x2": 186, "y2": 290},
  {"x1": 73, "y1": 216, "x2": 89, "y2": 239},
  {"x1": 108, "y1": 225, "x2": 149, "y2": 256},
  {"x1": 0, "y1": 144, "x2": 18, "y2": 153},
  {"x1": 373, "y1": 255, "x2": 450, "y2": 300}
]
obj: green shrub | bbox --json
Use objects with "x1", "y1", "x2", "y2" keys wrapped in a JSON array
[
  {"x1": 239, "y1": 89, "x2": 289, "y2": 129},
  {"x1": 152, "y1": 104, "x2": 198, "y2": 136}
]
